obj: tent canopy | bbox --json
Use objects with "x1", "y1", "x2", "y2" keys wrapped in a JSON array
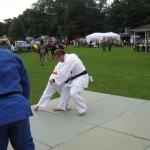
[
  {"x1": 86, "y1": 32, "x2": 120, "y2": 43},
  {"x1": 131, "y1": 24, "x2": 150, "y2": 32}
]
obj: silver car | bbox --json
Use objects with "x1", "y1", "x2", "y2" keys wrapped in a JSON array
[{"x1": 14, "y1": 41, "x2": 30, "y2": 52}]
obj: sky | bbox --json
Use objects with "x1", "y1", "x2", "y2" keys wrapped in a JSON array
[
  {"x1": 0, "y1": 0, "x2": 113, "y2": 22},
  {"x1": 0, "y1": 0, "x2": 38, "y2": 22}
]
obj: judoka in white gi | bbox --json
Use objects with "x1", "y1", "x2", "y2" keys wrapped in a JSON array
[
  {"x1": 34, "y1": 62, "x2": 69, "y2": 111},
  {"x1": 50, "y1": 49, "x2": 89, "y2": 116}
]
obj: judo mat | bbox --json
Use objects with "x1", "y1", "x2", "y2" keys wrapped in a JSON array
[{"x1": 8, "y1": 90, "x2": 150, "y2": 150}]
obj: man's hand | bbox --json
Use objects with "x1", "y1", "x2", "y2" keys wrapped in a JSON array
[
  {"x1": 34, "y1": 106, "x2": 39, "y2": 111},
  {"x1": 49, "y1": 79, "x2": 55, "y2": 84}
]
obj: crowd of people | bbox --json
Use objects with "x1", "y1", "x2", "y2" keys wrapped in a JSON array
[
  {"x1": 34, "y1": 39, "x2": 66, "y2": 66},
  {"x1": 71, "y1": 37, "x2": 124, "y2": 49},
  {"x1": 131, "y1": 38, "x2": 150, "y2": 52},
  {"x1": 0, "y1": 39, "x2": 12, "y2": 49},
  {"x1": 89, "y1": 37, "x2": 123, "y2": 48}
]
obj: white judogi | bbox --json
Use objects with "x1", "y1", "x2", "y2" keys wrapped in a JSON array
[
  {"x1": 37, "y1": 62, "x2": 64, "y2": 108},
  {"x1": 54, "y1": 54, "x2": 89, "y2": 113}
]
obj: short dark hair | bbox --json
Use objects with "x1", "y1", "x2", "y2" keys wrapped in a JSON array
[{"x1": 54, "y1": 49, "x2": 65, "y2": 57}]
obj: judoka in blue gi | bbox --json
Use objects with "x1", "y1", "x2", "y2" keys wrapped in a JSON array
[{"x1": 0, "y1": 48, "x2": 35, "y2": 150}]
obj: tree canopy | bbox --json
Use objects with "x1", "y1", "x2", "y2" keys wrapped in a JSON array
[{"x1": 0, "y1": 0, "x2": 150, "y2": 40}]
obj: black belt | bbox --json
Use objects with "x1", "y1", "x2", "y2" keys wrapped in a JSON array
[
  {"x1": 0, "y1": 91, "x2": 22, "y2": 98},
  {"x1": 65, "y1": 70, "x2": 87, "y2": 83}
]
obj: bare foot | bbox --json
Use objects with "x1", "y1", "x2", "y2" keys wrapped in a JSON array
[
  {"x1": 66, "y1": 107, "x2": 72, "y2": 111},
  {"x1": 78, "y1": 111, "x2": 86, "y2": 116},
  {"x1": 52, "y1": 108, "x2": 65, "y2": 111}
]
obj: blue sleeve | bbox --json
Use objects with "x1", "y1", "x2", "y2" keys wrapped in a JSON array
[{"x1": 19, "y1": 59, "x2": 30, "y2": 100}]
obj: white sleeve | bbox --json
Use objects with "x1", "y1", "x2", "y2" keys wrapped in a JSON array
[
  {"x1": 54, "y1": 60, "x2": 75, "y2": 84},
  {"x1": 50, "y1": 62, "x2": 63, "y2": 79}
]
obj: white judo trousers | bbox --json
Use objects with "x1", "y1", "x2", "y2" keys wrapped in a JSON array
[
  {"x1": 58, "y1": 77, "x2": 88, "y2": 113},
  {"x1": 37, "y1": 82, "x2": 63, "y2": 108},
  {"x1": 37, "y1": 62, "x2": 64, "y2": 108}
]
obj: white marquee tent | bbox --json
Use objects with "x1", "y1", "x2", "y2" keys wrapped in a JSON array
[{"x1": 86, "y1": 32, "x2": 121, "y2": 43}]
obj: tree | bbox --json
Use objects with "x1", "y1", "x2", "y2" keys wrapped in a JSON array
[
  {"x1": 4, "y1": 0, "x2": 150, "y2": 40},
  {"x1": 8, "y1": 17, "x2": 23, "y2": 39},
  {"x1": 2, "y1": 19, "x2": 12, "y2": 37},
  {"x1": 21, "y1": 9, "x2": 49, "y2": 37},
  {"x1": 64, "y1": 0, "x2": 106, "y2": 39},
  {"x1": 0, "y1": 22, "x2": 5, "y2": 36},
  {"x1": 32, "y1": 0, "x2": 57, "y2": 36},
  {"x1": 106, "y1": 0, "x2": 150, "y2": 32}
]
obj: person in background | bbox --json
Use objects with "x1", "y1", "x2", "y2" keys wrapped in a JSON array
[
  {"x1": 10, "y1": 41, "x2": 15, "y2": 52},
  {"x1": 39, "y1": 40, "x2": 46, "y2": 66},
  {"x1": 0, "y1": 48, "x2": 35, "y2": 150},
  {"x1": 102, "y1": 37, "x2": 107, "y2": 51},
  {"x1": 107, "y1": 37, "x2": 113, "y2": 51},
  {"x1": 64, "y1": 39, "x2": 68, "y2": 48},
  {"x1": 49, "y1": 42, "x2": 58, "y2": 61},
  {"x1": 50, "y1": 49, "x2": 89, "y2": 116},
  {"x1": 34, "y1": 44, "x2": 39, "y2": 54}
]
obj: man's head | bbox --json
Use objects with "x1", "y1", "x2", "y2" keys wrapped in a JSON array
[{"x1": 54, "y1": 49, "x2": 65, "y2": 62}]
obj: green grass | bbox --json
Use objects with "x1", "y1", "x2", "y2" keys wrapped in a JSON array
[{"x1": 18, "y1": 46, "x2": 150, "y2": 105}]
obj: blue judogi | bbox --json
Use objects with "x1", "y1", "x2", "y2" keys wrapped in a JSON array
[{"x1": 0, "y1": 49, "x2": 35, "y2": 150}]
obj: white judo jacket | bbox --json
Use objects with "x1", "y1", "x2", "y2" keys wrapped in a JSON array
[
  {"x1": 54, "y1": 54, "x2": 89, "y2": 88},
  {"x1": 50, "y1": 62, "x2": 63, "y2": 79},
  {"x1": 49, "y1": 62, "x2": 64, "y2": 94}
]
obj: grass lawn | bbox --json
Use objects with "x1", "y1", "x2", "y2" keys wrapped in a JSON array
[{"x1": 18, "y1": 45, "x2": 150, "y2": 105}]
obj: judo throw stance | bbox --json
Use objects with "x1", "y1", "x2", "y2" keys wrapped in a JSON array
[{"x1": 50, "y1": 49, "x2": 89, "y2": 116}]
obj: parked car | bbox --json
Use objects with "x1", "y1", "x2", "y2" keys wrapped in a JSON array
[{"x1": 13, "y1": 41, "x2": 30, "y2": 52}]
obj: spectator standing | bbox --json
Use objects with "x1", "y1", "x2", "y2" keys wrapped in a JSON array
[
  {"x1": 49, "y1": 42, "x2": 58, "y2": 61},
  {"x1": 107, "y1": 37, "x2": 113, "y2": 51},
  {"x1": 64, "y1": 39, "x2": 68, "y2": 48},
  {"x1": 39, "y1": 40, "x2": 46, "y2": 66},
  {"x1": 102, "y1": 37, "x2": 107, "y2": 51}
]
